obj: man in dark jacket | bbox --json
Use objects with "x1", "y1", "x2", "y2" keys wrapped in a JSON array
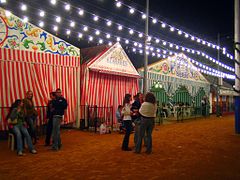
[
  {"x1": 51, "y1": 88, "x2": 68, "y2": 151},
  {"x1": 45, "y1": 92, "x2": 56, "y2": 146}
]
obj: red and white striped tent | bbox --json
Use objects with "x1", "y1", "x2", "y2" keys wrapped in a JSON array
[
  {"x1": 81, "y1": 42, "x2": 140, "y2": 124},
  {"x1": 0, "y1": 48, "x2": 81, "y2": 131}
]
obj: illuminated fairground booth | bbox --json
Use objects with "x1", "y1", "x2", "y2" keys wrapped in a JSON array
[
  {"x1": 138, "y1": 53, "x2": 210, "y2": 121},
  {"x1": 0, "y1": 8, "x2": 81, "y2": 135},
  {"x1": 209, "y1": 81, "x2": 237, "y2": 115},
  {"x1": 80, "y1": 42, "x2": 140, "y2": 129}
]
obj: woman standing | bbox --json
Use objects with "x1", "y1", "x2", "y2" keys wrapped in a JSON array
[
  {"x1": 135, "y1": 92, "x2": 157, "y2": 154},
  {"x1": 9, "y1": 99, "x2": 37, "y2": 156},
  {"x1": 121, "y1": 94, "x2": 133, "y2": 151}
]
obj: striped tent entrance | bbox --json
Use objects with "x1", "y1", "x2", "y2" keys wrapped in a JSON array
[
  {"x1": 0, "y1": 48, "x2": 81, "y2": 131},
  {"x1": 81, "y1": 43, "x2": 140, "y2": 125}
]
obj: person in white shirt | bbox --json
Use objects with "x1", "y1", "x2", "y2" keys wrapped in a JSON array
[
  {"x1": 121, "y1": 94, "x2": 133, "y2": 151},
  {"x1": 135, "y1": 92, "x2": 157, "y2": 154}
]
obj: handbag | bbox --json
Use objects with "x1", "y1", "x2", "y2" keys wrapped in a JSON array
[{"x1": 7, "y1": 118, "x2": 18, "y2": 125}]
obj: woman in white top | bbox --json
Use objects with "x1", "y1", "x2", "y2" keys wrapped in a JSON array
[
  {"x1": 135, "y1": 92, "x2": 157, "y2": 154},
  {"x1": 121, "y1": 94, "x2": 133, "y2": 151}
]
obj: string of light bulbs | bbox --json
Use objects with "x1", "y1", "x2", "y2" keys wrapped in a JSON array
[
  {"x1": 43, "y1": 0, "x2": 235, "y2": 72},
  {"x1": 46, "y1": 0, "x2": 234, "y2": 72},
  {"x1": 114, "y1": 0, "x2": 234, "y2": 60},
  {"x1": 0, "y1": 0, "x2": 235, "y2": 62},
  {"x1": 0, "y1": 1, "x2": 235, "y2": 79}
]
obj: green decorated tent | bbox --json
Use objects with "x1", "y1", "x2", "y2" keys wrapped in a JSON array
[{"x1": 138, "y1": 53, "x2": 210, "y2": 107}]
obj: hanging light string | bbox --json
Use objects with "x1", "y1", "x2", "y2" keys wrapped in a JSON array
[
  {"x1": 39, "y1": 0, "x2": 234, "y2": 72},
  {"x1": 114, "y1": 0, "x2": 234, "y2": 60},
  {"x1": 1, "y1": 1, "x2": 234, "y2": 78},
  {"x1": 0, "y1": 0, "x2": 235, "y2": 62}
]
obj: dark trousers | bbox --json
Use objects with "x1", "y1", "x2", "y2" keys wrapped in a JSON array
[
  {"x1": 45, "y1": 118, "x2": 53, "y2": 145},
  {"x1": 122, "y1": 120, "x2": 132, "y2": 150}
]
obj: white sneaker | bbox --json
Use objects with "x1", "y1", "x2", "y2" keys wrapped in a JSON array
[
  {"x1": 31, "y1": 149, "x2": 37, "y2": 154},
  {"x1": 18, "y1": 151, "x2": 23, "y2": 156}
]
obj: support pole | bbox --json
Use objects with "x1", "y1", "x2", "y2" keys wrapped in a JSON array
[
  {"x1": 143, "y1": 0, "x2": 149, "y2": 95},
  {"x1": 235, "y1": 0, "x2": 240, "y2": 133},
  {"x1": 216, "y1": 33, "x2": 222, "y2": 117}
]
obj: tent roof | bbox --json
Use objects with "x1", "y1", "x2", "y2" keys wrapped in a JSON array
[
  {"x1": 138, "y1": 53, "x2": 209, "y2": 84},
  {"x1": 81, "y1": 42, "x2": 140, "y2": 78},
  {"x1": 81, "y1": 45, "x2": 110, "y2": 64}
]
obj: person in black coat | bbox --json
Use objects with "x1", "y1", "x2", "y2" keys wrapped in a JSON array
[
  {"x1": 45, "y1": 92, "x2": 56, "y2": 146},
  {"x1": 51, "y1": 88, "x2": 68, "y2": 151}
]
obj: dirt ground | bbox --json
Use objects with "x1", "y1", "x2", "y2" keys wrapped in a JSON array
[{"x1": 0, "y1": 115, "x2": 240, "y2": 180}]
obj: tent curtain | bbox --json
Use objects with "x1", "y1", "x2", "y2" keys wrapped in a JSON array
[
  {"x1": 81, "y1": 70, "x2": 139, "y2": 124},
  {"x1": 0, "y1": 48, "x2": 80, "y2": 131}
]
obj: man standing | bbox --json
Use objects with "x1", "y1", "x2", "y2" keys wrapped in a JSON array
[
  {"x1": 51, "y1": 88, "x2": 68, "y2": 151},
  {"x1": 23, "y1": 90, "x2": 38, "y2": 144},
  {"x1": 45, "y1": 92, "x2": 56, "y2": 146}
]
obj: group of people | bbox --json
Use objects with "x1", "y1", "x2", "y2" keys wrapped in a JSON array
[
  {"x1": 7, "y1": 88, "x2": 67, "y2": 156},
  {"x1": 117, "y1": 92, "x2": 157, "y2": 154}
]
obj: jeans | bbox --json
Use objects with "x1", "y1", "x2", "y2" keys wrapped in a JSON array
[
  {"x1": 45, "y1": 118, "x2": 53, "y2": 145},
  {"x1": 122, "y1": 120, "x2": 132, "y2": 150},
  {"x1": 13, "y1": 125, "x2": 34, "y2": 153},
  {"x1": 52, "y1": 115, "x2": 62, "y2": 150},
  {"x1": 135, "y1": 117, "x2": 154, "y2": 153},
  {"x1": 26, "y1": 116, "x2": 37, "y2": 142},
  {"x1": 134, "y1": 120, "x2": 141, "y2": 146}
]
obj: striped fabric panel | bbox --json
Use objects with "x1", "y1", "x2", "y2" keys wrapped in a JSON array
[
  {"x1": 80, "y1": 70, "x2": 139, "y2": 124},
  {"x1": 0, "y1": 48, "x2": 80, "y2": 131}
]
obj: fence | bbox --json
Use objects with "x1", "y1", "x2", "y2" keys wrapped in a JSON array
[{"x1": 79, "y1": 105, "x2": 113, "y2": 132}]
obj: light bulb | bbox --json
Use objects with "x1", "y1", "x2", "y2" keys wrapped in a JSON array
[
  {"x1": 39, "y1": 10, "x2": 45, "y2": 17},
  {"x1": 83, "y1": 26, "x2": 88, "y2": 31},
  {"x1": 118, "y1": 25, "x2": 123, "y2": 30},
  {"x1": 93, "y1": 15, "x2": 99, "y2": 21},
  {"x1": 66, "y1": 30, "x2": 71, "y2": 35},
  {"x1": 142, "y1": 14, "x2": 146, "y2": 19},
  {"x1": 152, "y1": 18, "x2": 157, "y2": 24},
  {"x1": 70, "y1": 21, "x2": 75, "y2": 27},
  {"x1": 53, "y1": 25, "x2": 58, "y2": 31},
  {"x1": 129, "y1": 29, "x2": 134, "y2": 34},
  {"x1": 39, "y1": 21, "x2": 44, "y2": 27},
  {"x1": 95, "y1": 30, "x2": 100, "y2": 35},
  {"x1": 78, "y1": 33, "x2": 83, "y2": 38},
  {"x1": 65, "y1": 4, "x2": 70, "y2": 11},
  {"x1": 116, "y1": 1, "x2": 121, "y2": 7},
  {"x1": 79, "y1": 9, "x2": 84, "y2": 16},
  {"x1": 107, "y1": 20, "x2": 112, "y2": 26},
  {"x1": 129, "y1": 8, "x2": 135, "y2": 14},
  {"x1": 56, "y1": 16, "x2": 61, "y2": 23},
  {"x1": 21, "y1": 4, "x2": 27, "y2": 11},
  {"x1": 51, "y1": 0, "x2": 56, "y2": 5}
]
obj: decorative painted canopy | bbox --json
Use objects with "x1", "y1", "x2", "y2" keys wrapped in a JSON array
[
  {"x1": 87, "y1": 42, "x2": 140, "y2": 78},
  {"x1": 138, "y1": 53, "x2": 210, "y2": 96},
  {"x1": 0, "y1": 8, "x2": 79, "y2": 56},
  {"x1": 139, "y1": 53, "x2": 209, "y2": 84}
]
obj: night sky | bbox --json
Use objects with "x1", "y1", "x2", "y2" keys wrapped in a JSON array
[{"x1": 0, "y1": 0, "x2": 236, "y2": 78}]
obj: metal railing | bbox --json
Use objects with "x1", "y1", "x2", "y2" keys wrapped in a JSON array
[{"x1": 79, "y1": 105, "x2": 113, "y2": 132}]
